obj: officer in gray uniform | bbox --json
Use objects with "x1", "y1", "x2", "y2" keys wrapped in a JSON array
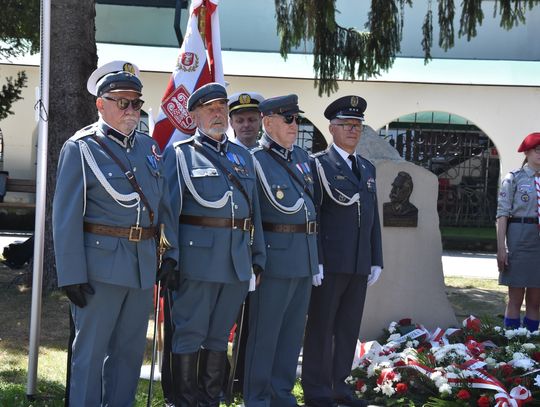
[
  {"x1": 228, "y1": 91, "x2": 264, "y2": 150},
  {"x1": 53, "y1": 61, "x2": 178, "y2": 406},
  {"x1": 162, "y1": 82, "x2": 266, "y2": 406},
  {"x1": 302, "y1": 96, "x2": 383, "y2": 407},
  {"x1": 243, "y1": 94, "x2": 318, "y2": 407}
]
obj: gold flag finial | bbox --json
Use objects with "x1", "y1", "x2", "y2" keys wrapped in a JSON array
[{"x1": 198, "y1": 3, "x2": 207, "y2": 46}]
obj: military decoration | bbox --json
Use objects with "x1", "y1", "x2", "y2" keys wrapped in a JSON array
[
  {"x1": 296, "y1": 162, "x2": 313, "y2": 184},
  {"x1": 366, "y1": 177, "x2": 375, "y2": 192},
  {"x1": 226, "y1": 152, "x2": 248, "y2": 176},
  {"x1": 276, "y1": 188, "x2": 285, "y2": 200}
]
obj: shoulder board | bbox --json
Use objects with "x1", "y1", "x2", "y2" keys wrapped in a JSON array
[
  {"x1": 251, "y1": 146, "x2": 264, "y2": 154},
  {"x1": 359, "y1": 156, "x2": 375, "y2": 170},
  {"x1": 509, "y1": 168, "x2": 521, "y2": 176},
  {"x1": 70, "y1": 124, "x2": 97, "y2": 141},
  {"x1": 173, "y1": 136, "x2": 195, "y2": 149},
  {"x1": 311, "y1": 150, "x2": 327, "y2": 158}
]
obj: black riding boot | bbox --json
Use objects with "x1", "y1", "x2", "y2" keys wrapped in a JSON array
[
  {"x1": 198, "y1": 349, "x2": 227, "y2": 407},
  {"x1": 172, "y1": 351, "x2": 199, "y2": 407}
]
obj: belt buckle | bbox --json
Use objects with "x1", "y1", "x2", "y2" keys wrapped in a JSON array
[
  {"x1": 129, "y1": 225, "x2": 142, "y2": 242},
  {"x1": 307, "y1": 221, "x2": 317, "y2": 235},
  {"x1": 243, "y1": 218, "x2": 252, "y2": 231}
]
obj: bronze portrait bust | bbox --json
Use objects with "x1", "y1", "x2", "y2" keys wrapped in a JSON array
[{"x1": 383, "y1": 171, "x2": 418, "y2": 227}]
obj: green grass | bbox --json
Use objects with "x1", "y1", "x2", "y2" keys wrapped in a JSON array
[
  {"x1": 0, "y1": 262, "x2": 510, "y2": 406},
  {"x1": 440, "y1": 226, "x2": 496, "y2": 240}
]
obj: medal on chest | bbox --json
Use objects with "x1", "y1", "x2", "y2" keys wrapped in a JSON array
[
  {"x1": 296, "y1": 162, "x2": 313, "y2": 184},
  {"x1": 226, "y1": 152, "x2": 248, "y2": 176}
]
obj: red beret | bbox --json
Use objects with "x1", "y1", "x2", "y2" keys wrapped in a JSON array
[{"x1": 517, "y1": 132, "x2": 540, "y2": 152}]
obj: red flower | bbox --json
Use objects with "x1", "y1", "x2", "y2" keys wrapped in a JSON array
[
  {"x1": 477, "y1": 395, "x2": 490, "y2": 407},
  {"x1": 355, "y1": 380, "x2": 365, "y2": 391},
  {"x1": 500, "y1": 364, "x2": 514, "y2": 376},
  {"x1": 394, "y1": 360, "x2": 406, "y2": 367},
  {"x1": 464, "y1": 316, "x2": 482, "y2": 333},
  {"x1": 513, "y1": 377, "x2": 522, "y2": 385},
  {"x1": 377, "y1": 368, "x2": 396, "y2": 385},
  {"x1": 457, "y1": 389, "x2": 471, "y2": 400},
  {"x1": 532, "y1": 352, "x2": 540, "y2": 363},
  {"x1": 395, "y1": 382, "x2": 408, "y2": 394},
  {"x1": 399, "y1": 318, "x2": 412, "y2": 326}
]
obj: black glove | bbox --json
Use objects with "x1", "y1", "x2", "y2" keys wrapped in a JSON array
[
  {"x1": 157, "y1": 258, "x2": 179, "y2": 292},
  {"x1": 64, "y1": 283, "x2": 95, "y2": 308},
  {"x1": 253, "y1": 264, "x2": 263, "y2": 277}
]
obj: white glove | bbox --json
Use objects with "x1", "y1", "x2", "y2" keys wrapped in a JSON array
[
  {"x1": 249, "y1": 273, "x2": 256, "y2": 292},
  {"x1": 367, "y1": 266, "x2": 382, "y2": 287},
  {"x1": 312, "y1": 264, "x2": 324, "y2": 287}
]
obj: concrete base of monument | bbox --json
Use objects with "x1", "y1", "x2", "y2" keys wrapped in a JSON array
[{"x1": 360, "y1": 159, "x2": 458, "y2": 341}]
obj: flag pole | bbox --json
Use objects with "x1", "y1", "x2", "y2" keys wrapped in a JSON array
[{"x1": 26, "y1": 0, "x2": 51, "y2": 399}]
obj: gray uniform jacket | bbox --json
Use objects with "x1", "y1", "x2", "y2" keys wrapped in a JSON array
[
  {"x1": 162, "y1": 131, "x2": 266, "y2": 283},
  {"x1": 253, "y1": 134, "x2": 318, "y2": 278},
  {"x1": 53, "y1": 120, "x2": 178, "y2": 289}
]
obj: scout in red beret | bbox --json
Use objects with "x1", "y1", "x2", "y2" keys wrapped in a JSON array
[{"x1": 517, "y1": 132, "x2": 540, "y2": 152}]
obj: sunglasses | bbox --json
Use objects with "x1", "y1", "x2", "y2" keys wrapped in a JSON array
[
  {"x1": 279, "y1": 114, "x2": 301, "y2": 125},
  {"x1": 332, "y1": 123, "x2": 362, "y2": 132},
  {"x1": 102, "y1": 96, "x2": 145, "y2": 111}
]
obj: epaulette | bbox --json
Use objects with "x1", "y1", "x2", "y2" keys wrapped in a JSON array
[
  {"x1": 173, "y1": 135, "x2": 196, "y2": 149},
  {"x1": 251, "y1": 146, "x2": 264, "y2": 155},
  {"x1": 359, "y1": 156, "x2": 375, "y2": 170},
  {"x1": 70, "y1": 124, "x2": 97, "y2": 141},
  {"x1": 311, "y1": 150, "x2": 327, "y2": 158}
]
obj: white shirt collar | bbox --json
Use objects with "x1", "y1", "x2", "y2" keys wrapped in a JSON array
[{"x1": 332, "y1": 144, "x2": 355, "y2": 169}]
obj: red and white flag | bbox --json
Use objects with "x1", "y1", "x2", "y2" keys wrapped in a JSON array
[{"x1": 152, "y1": 0, "x2": 224, "y2": 150}]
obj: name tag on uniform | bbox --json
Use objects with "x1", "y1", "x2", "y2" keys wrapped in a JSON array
[{"x1": 191, "y1": 168, "x2": 219, "y2": 177}]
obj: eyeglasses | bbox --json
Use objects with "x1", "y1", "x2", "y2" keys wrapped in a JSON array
[
  {"x1": 332, "y1": 123, "x2": 363, "y2": 132},
  {"x1": 102, "y1": 96, "x2": 145, "y2": 111},
  {"x1": 277, "y1": 114, "x2": 301, "y2": 125}
]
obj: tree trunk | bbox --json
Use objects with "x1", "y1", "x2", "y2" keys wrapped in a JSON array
[{"x1": 43, "y1": 0, "x2": 97, "y2": 292}]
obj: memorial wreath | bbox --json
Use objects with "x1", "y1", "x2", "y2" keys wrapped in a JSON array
[{"x1": 348, "y1": 316, "x2": 540, "y2": 406}]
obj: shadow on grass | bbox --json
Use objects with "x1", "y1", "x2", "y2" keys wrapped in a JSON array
[
  {"x1": 0, "y1": 367, "x2": 65, "y2": 407},
  {"x1": 445, "y1": 285, "x2": 507, "y2": 323}
]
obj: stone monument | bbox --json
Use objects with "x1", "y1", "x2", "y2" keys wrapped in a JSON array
[{"x1": 357, "y1": 127, "x2": 457, "y2": 340}]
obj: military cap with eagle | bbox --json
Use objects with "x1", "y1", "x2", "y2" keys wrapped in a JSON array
[
  {"x1": 87, "y1": 60, "x2": 141, "y2": 96},
  {"x1": 324, "y1": 95, "x2": 367, "y2": 121},
  {"x1": 228, "y1": 92, "x2": 265, "y2": 116}
]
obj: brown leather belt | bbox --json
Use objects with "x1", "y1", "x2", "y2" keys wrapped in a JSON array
[
  {"x1": 509, "y1": 217, "x2": 538, "y2": 224},
  {"x1": 84, "y1": 222, "x2": 157, "y2": 242},
  {"x1": 262, "y1": 221, "x2": 317, "y2": 234},
  {"x1": 180, "y1": 214, "x2": 252, "y2": 231}
]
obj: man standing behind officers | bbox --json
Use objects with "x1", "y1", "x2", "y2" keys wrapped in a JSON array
[
  {"x1": 162, "y1": 82, "x2": 265, "y2": 406},
  {"x1": 244, "y1": 94, "x2": 318, "y2": 407},
  {"x1": 302, "y1": 96, "x2": 383, "y2": 407},
  {"x1": 229, "y1": 91, "x2": 264, "y2": 150},
  {"x1": 53, "y1": 61, "x2": 178, "y2": 406}
]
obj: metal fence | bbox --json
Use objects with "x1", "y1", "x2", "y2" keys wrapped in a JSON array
[{"x1": 380, "y1": 120, "x2": 499, "y2": 228}]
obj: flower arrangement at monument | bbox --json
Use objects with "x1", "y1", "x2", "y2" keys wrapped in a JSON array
[{"x1": 349, "y1": 316, "x2": 540, "y2": 406}]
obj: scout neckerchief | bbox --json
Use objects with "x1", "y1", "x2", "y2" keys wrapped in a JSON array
[
  {"x1": 90, "y1": 134, "x2": 155, "y2": 225},
  {"x1": 263, "y1": 146, "x2": 315, "y2": 203},
  {"x1": 192, "y1": 140, "x2": 253, "y2": 220}
]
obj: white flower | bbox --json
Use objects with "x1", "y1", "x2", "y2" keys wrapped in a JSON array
[
  {"x1": 388, "y1": 321, "x2": 398, "y2": 334},
  {"x1": 494, "y1": 326, "x2": 502, "y2": 332},
  {"x1": 484, "y1": 357, "x2": 497, "y2": 366},
  {"x1": 510, "y1": 357, "x2": 535, "y2": 370},
  {"x1": 534, "y1": 374, "x2": 540, "y2": 388},
  {"x1": 379, "y1": 382, "x2": 396, "y2": 397},
  {"x1": 438, "y1": 383, "x2": 452, "y2": 395},
  {"x1": 521, "y1": 343, "x2": 536, "y2": 351},
  {"x1": 406, "y1": 341, "x2": 413, "y2": 348}
]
